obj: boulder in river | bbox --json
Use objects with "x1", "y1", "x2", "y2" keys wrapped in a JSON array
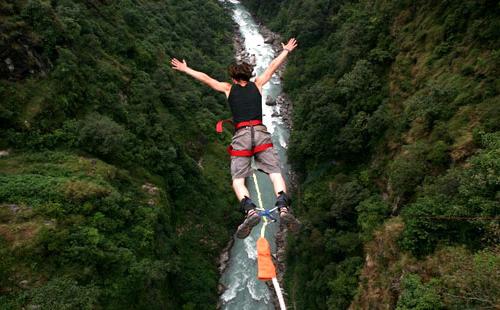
[
  {"x1": 265, "y1": 96, "x2": 276, "y2": 106},
  {"x1": 276, "y1": 95, "x2": 286, "y2": 105},
  {"x1": 264, "y1": 35, "x2": 274, "y2": 44}
]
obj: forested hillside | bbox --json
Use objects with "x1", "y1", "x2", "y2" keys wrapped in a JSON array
[
  {"x1": 0, "y1": 0, "x2": 239, "y2": 308},
  {"x1": 243, "y1": 0, "x2": 499, "y2": 309}
]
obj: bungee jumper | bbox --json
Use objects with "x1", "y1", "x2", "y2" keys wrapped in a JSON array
[{"x1": 171, "y1": 38, "x2": 300, "y2": 239}]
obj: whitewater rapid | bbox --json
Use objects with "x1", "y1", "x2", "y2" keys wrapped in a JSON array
[{"x1": 219, "y1": 1, "x2": 290, "y2": 309}]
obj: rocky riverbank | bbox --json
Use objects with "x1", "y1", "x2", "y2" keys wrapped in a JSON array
[
  {"x1": 217, "y1": 237, "x2": 234, "y2": 309},
  {"x1": 257, "y1": 23, "x2": 294, "y2": 130}
]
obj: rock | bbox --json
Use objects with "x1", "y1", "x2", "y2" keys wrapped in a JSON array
[
  {"x1": 5, "y1": 58, "x2": 14, "y2": 72},
  {"x1": 264, "y1": 35, "x2": 274, "y2": 44},
  {"x1": 248, "y1": 54, "x2": 256, "y2": 65},
  {"x1": 217, "y1": 283, "x2": 227, "y2": 294},
  {"x1": 142, "y1": 183, "x2": 159, "y2": 195},
  {"x1": 218, "y1": 238, "x2": 234, "y2": 274},
  {"x1": 276, "y1": 95, "x2": 286, "y2": 105},
  {"x1": 44, "y1": 219, "x2": 55, "y2": 226},
  {"x1": 19, "y1": 280, "x2": 29, "y2": 288},
  {"x1": 265, "y1": 97, "x2": 276, "y2": 106},
  {"x1": 7, "y1": 204, "x2": 20, "y2": 213}
]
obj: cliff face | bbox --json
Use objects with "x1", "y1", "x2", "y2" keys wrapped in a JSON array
[
  {"x1": 243, "y1": 0, "x2": 499, "y2": 308},
  {"x1": 0, "y1": 1, "x2": 240, "y2": 308}
]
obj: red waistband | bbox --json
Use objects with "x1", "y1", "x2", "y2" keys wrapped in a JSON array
[
  {"x1": 234, "y1": 119, "x2": 263, "y2": 129},
  {"x1": 216, "y1": 119, "x2": 263, "y2": 133}
]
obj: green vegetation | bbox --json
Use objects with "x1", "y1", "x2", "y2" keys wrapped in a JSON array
[
  {"x1": 244, "y1": 0, "x2": 499, "y2": 308},
  {"x1": 1, "y1": 0, "x2": 239, "y2": 308},
  {"x1": 1, "y1": 0, "x2": 498, "y2": 308}
]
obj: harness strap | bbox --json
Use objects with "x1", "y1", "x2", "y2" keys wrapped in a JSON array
[
  {"x1": 216, "y1": 119, "x2": 233, "y2": 133},
  {"x1": 227, "y1": 143, "x2": 273, "y2": 157},
  {"x1": 216, "y1": 119, "x2": 270, "y2": 157},
  {"x1": 235, "y1": 119, "x2": 263, "y2": 130},
  {"x1": 216, "y1": 119, "x2": 263, "y2": 133}
]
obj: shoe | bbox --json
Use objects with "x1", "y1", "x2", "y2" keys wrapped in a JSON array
[
  {"x1": 276, "y1": 191, "x2": 301, "y2": 232},
  {"x1": 236, "y1": 209, "x2": 261, "y2": 239},
  {"x1": 279, "y1": 207, "x2": 301, "y2": 232},
  {"x1": 236, "y1": 197, "x2": 261, "y2": 239}
]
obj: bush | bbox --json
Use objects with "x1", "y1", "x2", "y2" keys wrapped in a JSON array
[
  {"x1": 396, "y1": 274, "x2": 443, "y2": 310},
  {"x1": 440, "y1": 247, "x2": 500, "y2": 308},
  {"x1": 401, "y1": 132, "x2": 499, "y2": 255},
  {"x1": 27, "y1": 277, "x2": 100, "y2": 310},
  {"x1": 388, "y1": 148, "x2": 427, "y2": 198},
  {"x1": 357, "y1": 196, "x2": 391, "y2": 241},
  {"x1": 404, "y1": 83, "x2": 458, "y2": 129},
  {"x1": 77, "y1": 113, "x2": 135, "y2": 163}
]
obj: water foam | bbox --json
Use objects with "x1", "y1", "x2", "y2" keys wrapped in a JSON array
[{"x1": 244, "y1": 235, "x2": 258, "y2": 260}]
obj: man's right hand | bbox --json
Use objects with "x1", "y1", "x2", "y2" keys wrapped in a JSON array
[
  {"x1": 281, "y1": 38, "x2": 298, "y2": 53},
  {"x1": 171, "y1": 58, "x2": 188, "y2": 72}
]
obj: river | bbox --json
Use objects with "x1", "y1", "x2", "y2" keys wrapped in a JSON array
[{"x1": 219, "y1": 1, "x2": 291, "y2": 309}]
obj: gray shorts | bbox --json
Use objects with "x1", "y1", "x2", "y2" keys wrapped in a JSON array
[{"x1": 230, "y1": 125, "x2": 282, "y2": 179}]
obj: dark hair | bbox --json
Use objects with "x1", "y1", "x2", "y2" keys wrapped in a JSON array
[{"x1": 228, "y1": 62, "x2": 253, "y2": 81}]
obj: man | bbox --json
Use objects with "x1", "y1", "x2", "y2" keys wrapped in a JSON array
[{"x1": 171, "y1": 38, "x2": 299, "y2": 238}]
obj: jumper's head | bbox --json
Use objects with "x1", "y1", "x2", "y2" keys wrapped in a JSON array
[{"x1": 228, "y1": 62, "x2": 253, "y2": 82}]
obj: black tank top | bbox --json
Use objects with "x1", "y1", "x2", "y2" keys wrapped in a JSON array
[{"x1": 227, "y1": 81, "x2": 262, "y2": 123}]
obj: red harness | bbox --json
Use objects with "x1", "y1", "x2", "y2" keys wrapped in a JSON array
[{"x1": 216, "y1": 119, "x2": 274, "y2": 157}]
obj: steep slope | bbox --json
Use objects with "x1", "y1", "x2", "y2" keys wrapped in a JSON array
[
  {"x1": 243, "y1": 0, "x2": 499, "y2": 309},
  {"x1": 0, "y1": 0, "x2": 239, "y2": 308}
]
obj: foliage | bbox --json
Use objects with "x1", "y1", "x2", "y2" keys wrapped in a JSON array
[
  {"x1": 396, "y1": 274, "x2": 443, "y2": 310},
  {"x1": 28, "y1": 277, "x2": 100, "y2": 310},
  {"x1": 356, "y1": 196, "x2": 391, "y2": 241},
  {"x1": 0, "y1": 0, "x2": 238, "y2": 308},
  {"x1": 244, "y1": 0, "x2": 499, "y2": 308},
  {"x1": 401, "y1": 132, "x2": 500, "y2": 256}
]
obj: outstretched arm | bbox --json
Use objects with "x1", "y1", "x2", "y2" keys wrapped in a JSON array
[
  {"x1": 171, "y1": 58, "x2": 230, "y2": 94},
  {"x1": 255, "y1": 38, "x2": 298, "y2": 88}
]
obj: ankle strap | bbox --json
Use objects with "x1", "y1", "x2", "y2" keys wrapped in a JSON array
[{"x1": 240, "y1": 196, "x2": 257, "y2": 213}]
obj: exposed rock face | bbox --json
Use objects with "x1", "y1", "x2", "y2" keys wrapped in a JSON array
[
  {"x1": 0, "y1": 34, "x2": 51, "y2": 80},
  {"x1": 216, "y1": 237, "x2": 234, "y2": 310},
  {"x1": 256, "y1": 24, "x2": 294, "y2": 129},
  {"x1": 275, "y1": 93, "x2": 293, "y2": 129},
  {"x1": 233, "y1": 26, "x2": 255, "y2": 65},
  {"x1": 218, "y1": 238, "x2": 234, "y2": 275}
]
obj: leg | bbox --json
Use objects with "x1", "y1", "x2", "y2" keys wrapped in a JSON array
[
  {"x1": 253, "y1": 127, "x2": 300, "y2": 231},
  {"x1": 233, "y1": 177, "x2": 261, "y2": 239},
  {"x1": 230, "y1": 129, "x2": 261, "y2": 238},
  {"x1": 232, "y1": 177, "x2": 250, "y2": 201},
  {"x1": 232, "y1": 167, "x2": 260, "y2": 239},
  {"x1": 269, "y1": 175, "x2": 301, "y2": 232},
  {"x1": 269, "y1": 172, "x2": 287, "y2": 196}
]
